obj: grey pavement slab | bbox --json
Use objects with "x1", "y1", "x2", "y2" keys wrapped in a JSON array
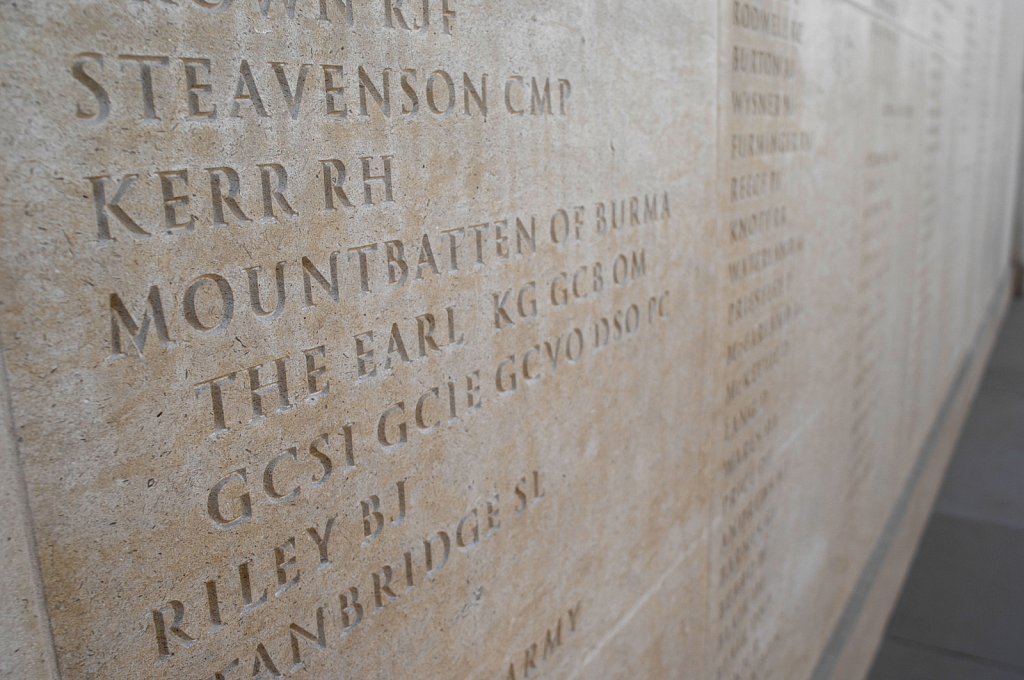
[
  {"x1": 934, "y1": 385, "x2": 1024, "y2": 528},
  {"x1": 987, "y1": 303, "x2": 1024, "y2": 374},
  {"x1": 870, "y1": 637, "x2": 1024, "y2": 680},
  {"x1": 884, "y1": 514, "x2": 1024, "y2": 669}
]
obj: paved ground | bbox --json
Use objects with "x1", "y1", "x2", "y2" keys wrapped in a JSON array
[{"x1": 868, "y1": 302, "x2": 1024, "y2": 679}]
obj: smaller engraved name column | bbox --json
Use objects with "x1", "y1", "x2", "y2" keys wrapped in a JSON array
[{"x1": 712, "y1": 0, "x2": 811, "y2": 677}]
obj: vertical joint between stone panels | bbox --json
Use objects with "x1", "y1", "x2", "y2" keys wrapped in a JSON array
[
  {"x1": 707, "y1": 0, "x2": 723, "y2": 672},
  {"x1": 0, "y1": 345, "x2": 64, "y2": 680}
]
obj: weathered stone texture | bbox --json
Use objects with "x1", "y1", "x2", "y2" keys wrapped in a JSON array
[{"x1": 0, "y1": 0, "x2": 1021, "y2": 678}]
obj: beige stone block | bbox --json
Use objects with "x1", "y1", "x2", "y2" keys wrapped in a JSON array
[{"x1": 0, "y1": 0, "x2": 1021, "y2": 678}]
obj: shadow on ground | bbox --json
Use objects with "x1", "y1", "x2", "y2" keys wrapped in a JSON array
[{"x1": 868, "y1": 302, "x2": 1024, "y2": 679}]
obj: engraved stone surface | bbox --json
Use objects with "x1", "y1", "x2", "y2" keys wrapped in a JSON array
[{"x1": 0, "y1": 1, "x2": 1022, "y2": 678}]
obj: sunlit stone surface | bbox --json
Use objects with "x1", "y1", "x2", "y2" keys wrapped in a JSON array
[{"x1": 0, "y1": 0, "x2": 1021, "y2": 678}]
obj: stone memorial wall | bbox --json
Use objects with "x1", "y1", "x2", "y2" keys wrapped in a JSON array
[{"x1": 1, "y1": 0, "x2": 1022, "y2": 678}]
